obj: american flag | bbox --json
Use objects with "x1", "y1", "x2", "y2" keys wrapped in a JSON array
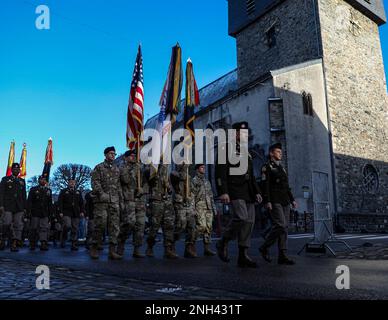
[{"x1": 127, "y1": 45, "x2": 144, "y2": 150}]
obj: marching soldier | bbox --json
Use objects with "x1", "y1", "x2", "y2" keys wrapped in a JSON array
[
  {"x1": 170, "y1": 163, "x2": 197, "y2": 258},
  {"x1": 191, "y1": 164, "x2": 216, "y2": 256},
  {"x1": 84, "y1": 190, "x2": 95, "y2": 250},
  {"x1": 0, "y1": 163, "x2": 27, "y2": 252},
  {"x1": 215, "y1": 122, "x2": 262, "y2": 268},
  {"x1": 58, "y1": 178, "x2": 85, "y2": 251},
  {"x1": 117, "y1": 149, "x2": 146, "y2": 258},
  {"x1": 90, "y1": 146, "x2": 124, "y2": 260},
  {"x1": 259, "y1": 143, "x2": 297, "y2": 265},
  {"x1": 145, "y1": 164, "x2": 177, "y2": 259},
  {"x1": 27, "y1": 175, "x2": 53, "y2": 251}
]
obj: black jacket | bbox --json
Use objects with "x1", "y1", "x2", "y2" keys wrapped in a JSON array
[
  {"x1": 215, "y1": 142, "x2": 261, "y2": 202},
  {"x1": 84, "y1": 191, "x2": 95, "y2": 220},
  {"x1": 58, "y1": 188, "x2": 84, "y2": 218},
  {"x1": 0, "y1": 175, "x2": 27, "y2": 212},
  {"x1": 27, "y1": 186, "x2": 53, "y2": 218},
  {"x1": 261, "y1": 160, "x2": 295, "y2": 206}
]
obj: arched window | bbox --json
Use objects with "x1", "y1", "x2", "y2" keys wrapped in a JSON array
[
  {"x1": 362, "y1": 164, "x2": 379, "y2": 194},
  {"x1": 302, "y1": 91, "x2": 314, "y2": 117}
]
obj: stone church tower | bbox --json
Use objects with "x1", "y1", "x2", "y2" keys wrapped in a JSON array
[{"x1": 228, "y1": 0, "x2": 388, "y2": 226}]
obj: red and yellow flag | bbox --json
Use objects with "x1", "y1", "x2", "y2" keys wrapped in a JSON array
[
  {"x1": 6, "y1": 141, "x2": 15, "y2": 177},
  {"x1": 19, "y1": 143, "x2": 27, "y2": 179},
  {"x1": 42, "y1": 138, "x2": 53, "y2": 181}
]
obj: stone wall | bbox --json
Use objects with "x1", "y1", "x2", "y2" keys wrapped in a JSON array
[
  {"x1": 236, "y1": 0, "x2": 321, "y2": 87},
  {"x1": 318, "y1": 0, "x2": 388, "y2": 215}
]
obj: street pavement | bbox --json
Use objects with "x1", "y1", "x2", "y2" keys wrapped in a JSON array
[{"x1": 0, "y1": 233, "x2": 387, "y2": 300}]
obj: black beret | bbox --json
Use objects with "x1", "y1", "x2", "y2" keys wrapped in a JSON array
[
  {"x1": 124, "y1": 149, "x2": 137, "y2": 157},
  {"x1": 195, "y1": 164, "x2": 205, "y2": 170},
  {"x1": 104, "y1": 146, "x2": 116, "y2": 155},
  {"x1": 11, "y1": 163, "x2": 20, "y2": 169},
  {"x1": 232, "y1": 121, "x2": 249, "y2": 130},
  {"x1": 269, "y1": 143, "x2": 282, "y2": 152}
]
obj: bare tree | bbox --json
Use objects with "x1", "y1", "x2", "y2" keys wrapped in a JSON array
[
  {"x1": 27, "y1": 175, "x2": 40, "y2": 192},
  {"x1": 50, "y1": 164, "x2": 92, "y2": 194}
]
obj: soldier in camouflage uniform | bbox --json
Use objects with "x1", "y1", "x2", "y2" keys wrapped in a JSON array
[
  {"x1": 90, "y1": 146, "x2": 124, "y2": 260},
  {"x1": 170, "y1": 163, "x2": 197, "y2": 258},
  {"x1": 117, "y1": 149, "x2": 147, "y2": 258},
  {"x1": 145, "y1": 164, "x2": 177, "y2": 259},
  {"x1": 191, "y1": 164, "x2": 216, "y2": 256}
]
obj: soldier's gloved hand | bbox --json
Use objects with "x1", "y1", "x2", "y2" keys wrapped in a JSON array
[
  {"x1": 266, "y1": 202, "x2": 273, "y2": 211},
  {"x1": 219, "y1": 194, "x2": 230, "y2": 204},
  {"x1": 80, "y1": 212, "x2": 85, "y2": 218},
  {"x1": 256, "y1": 194, "x2": 263, "y2": 204},
  {"x1": 59, "y1": 213, "x2": 64, "y2": 218},
  {"x1": 292, "y1": 201, "x2": 298, "y2": 209}
]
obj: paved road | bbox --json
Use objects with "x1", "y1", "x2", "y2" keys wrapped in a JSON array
[{"x1": 0, "y1": 234, "x2": 386, "y2": 300}]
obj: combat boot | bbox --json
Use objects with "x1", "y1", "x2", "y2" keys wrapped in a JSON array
[
  {"x1": 133, "y1": 246, "x2": 145, "y2": 258},
  {"x1": 184, "y1": 243, "x2": 197, "y2": 258},
  {"x1": 204, "y1": 243, "x2": 216, "y2": 256},
  {"x1": 237, "y1": 246, "x2": 257, "y2": 268},
  {"x1": 146, "y1": 245, "x2": 154, "y2": 257},
  {"x1": 116, "y1": 241, "x2": 126, "y2": 257},
  {"x1": 10, "y1": 240, "x2": 19, "y2": 252},
  {"x1": 164, "y1": 245, "x2": 178, "y2": 259},
  {"x1": 0, "y1": 240, "x2": 5, "y2": 251},
  {"x1": 108, "y1": 244, "x2": 123, "y2": 260},
  {"x1": 216, "y1": 238, "x2": 230, "y2": 262},
  {"x1": 259, "y1": 245, "x2": 272, "y2": 263},
  {"x1": 89, "y1": 245, "x2": 99, "y2": 259},
  {"x1": 40, "y1": 241, "x2": 49, "y2": 251},
  {"x1": 278, "y1": 252, "x2": 295, "y2": 265},
  {"x1": 29, "y1": 241, "x2": 36, "y2": 251},
  {"x1": 71, "y1": 241, "x2": 79, "y2": 251}
]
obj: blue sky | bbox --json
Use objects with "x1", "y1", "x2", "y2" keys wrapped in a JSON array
[{"x1": 0, "y1": 0, "x2": 388, "y2": 179}]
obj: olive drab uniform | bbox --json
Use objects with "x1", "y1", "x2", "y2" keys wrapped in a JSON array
[
  {"x1": 27, "y1": 185, "x2": 53, "y2": 250},
  {"x1": 91, "y1": 160, "x2": 124, "y2": 259},
  {"x1": 215, "y1": 134, "x2": 262, "y2": 268},
  {"x1": 260, "y1": 159, "x2": 295, "y2": 262},
  {"x1": 58, "y1": 187, "x2": 84, "y2": 250},
  {"x1": 191, "y1": 170, "x2": 217, "y2": 256},
  {"x1": 0, "y1": 175, "x2": 27, "y2": 251},
  {"x1": 146, "y1": 164, "x2": 176, "y2": 258}
]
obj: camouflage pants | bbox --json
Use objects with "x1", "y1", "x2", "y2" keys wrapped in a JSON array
[
  {"x1": 174, "y1": 202, "x2": 196, "y2": 245},
  {"x1": 1, "y1": 211, "x2": 24, "y2": 241},
  {"x1": 86, "y1": 219, "x2": 95, "y2": 246},
  {"x1": 118, "y1": 201, "x2": 136, "y2": 243},
  {"x1": 29, "y1": 217, "x2": 49, "y2": 242},
  {"x1": 195, "y1": 208, "x2": 213, "y2": 244},
  {"x1": 147, "y1": 200, "x2": 175, "y2": 247},
  {"x1": 92, "y1": 202, "x2": 120, "y2": 246},
  {"x1": 133, "y1": 199, "x2": 146, "y2": 247}
]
